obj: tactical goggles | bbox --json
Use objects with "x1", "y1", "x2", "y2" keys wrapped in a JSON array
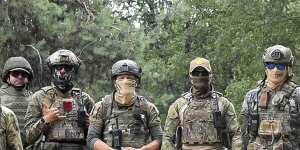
[
  {"x1": 265, "y1": 63, "x2": 286, "y2": 71},
  {"x1": 10, "y1": 71, "x2": 29, "y2": 78},
  {"x1": 54, "y1": 65, "x2": 74, "y2": 72}
]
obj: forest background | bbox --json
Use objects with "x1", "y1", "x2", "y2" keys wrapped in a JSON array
[{"x1": 1, "y1": 0, "x2": 300, "y2": 124}]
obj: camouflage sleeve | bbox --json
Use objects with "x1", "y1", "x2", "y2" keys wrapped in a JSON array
[
  {"x1": 161, "y1": 100, "x2": 182, "y2": 150},
  {"x1": 24, "y1": 91, "x2": 47, "y2": 145},
  {"x1": 240, "y1": 92, "x2": 252, "y2": 150},
  {"x1": 146, "y1": 102, "x2": 163, "y2": 143},
  {"x1": 221, "y1": 97, "x2": 242, "y2": 149},
  {"x1": 4, "y1": 107, "x2": 23, "y2": 150},
  {"x1": 87, "y1": 100, "x2": 105, "y2": 149},
  {"x1": 290, "y1": 87, "x2": 300, "y2": 148},
  {"x1": 82, "y1": 92, "x2": 95, "y2": 114}
]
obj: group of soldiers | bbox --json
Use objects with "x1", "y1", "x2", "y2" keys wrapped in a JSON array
[{"x1": 0, "y1": 45, "x2": 299, "y2": 150}]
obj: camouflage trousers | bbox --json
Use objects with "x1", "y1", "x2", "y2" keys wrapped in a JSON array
[
  {"x1": 26, "y1": 142, "x2": 87, "y2": 150},
  {"x1": 43, "y1": 142, "x2": 87, "y2": 150},
  {"x1": 182, "y1": 144, "x2": 223, "y2": 150}
]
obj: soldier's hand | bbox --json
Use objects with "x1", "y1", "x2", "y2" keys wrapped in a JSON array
[{"x1": 42, "y1": 103, "x2": 66, "y2": 123}]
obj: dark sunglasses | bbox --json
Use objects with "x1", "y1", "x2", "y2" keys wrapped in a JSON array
[
  {"x1": 191, "y1": 70, "x2": 209, "y2": 76},
  {"x1": 10, "y1": 71, "x2": 29, "y2": 78},
  {"x1": 265, "y1": 63, "x2": 286, "y2": 71},
  {"x1": 54, "y1": 65, "x2": 74, "y2": 72}
]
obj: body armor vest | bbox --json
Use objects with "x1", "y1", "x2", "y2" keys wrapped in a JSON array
[
  {"x1": 246, "y1": 81, "x2": 299, "y2": 149},
  {"x1": 44, "y1": 88, "x2": 85, "y2": 142},
  {"x1": 0, "y1": 86, "x2": 31, "y2": 145},
  {"x1": 103, "y1": 95, "x2": 149, "y2": 148},
  {"x1": 179, "y1": 93, "x2": 221, "y2": 145}
]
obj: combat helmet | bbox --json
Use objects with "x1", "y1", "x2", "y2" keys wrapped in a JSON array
[
  {"x1": 46, "y1": 49, "x2": 81, "y2": 71},
  {"x1": 111, "y1": 59, "x2": 143, "y2": 81},
  {"x1": 262, "y1": 45, "x2": 294, "y2": 67},
  {"x1": 2, "y1": 57, "x2": 33, "y2": 83}
]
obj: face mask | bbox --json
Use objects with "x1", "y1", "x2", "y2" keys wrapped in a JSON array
[
  {"x1": 53, "y1": 66, "x2": 75, "y2": 93},
  {"x1": 115, "y1": 78, "x2": 137, "y2": 105},
  {"x1": 190, "y1": 75, "x2": 210, "y2": 95}
]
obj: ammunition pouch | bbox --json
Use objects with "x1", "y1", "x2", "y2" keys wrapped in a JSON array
[
  {"x1": 258, "y1": 120, "x2": 282, "y2": 139},
  {"x1": 110, "y1": 129, "x2": 122, "y2": 150},
  {"x1": 248, "y1": 113, "x2": 259, "y2": 137},
  {"x1": 77, "y1": 110, "x2": 87, "y2": 128}
]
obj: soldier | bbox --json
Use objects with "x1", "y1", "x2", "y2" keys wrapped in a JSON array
[
  {"x1": 0, "y1": 56, "x2": 34, "y2": 148},
  {"x1": 24, "y1": 49, "x2": 94, "y2": 150},
  {"x1": 87, "y1": 59, "x2": 163, "y2": 150},
  {"x1": 0, "y1": 104, "x2": 23, "y2": 150},
  {"x1": 162, "y1": 57, "x2": 240, "y2": 150},
  {"x1": 241, "y1": 45, "x2": 300, "y2": 150}
]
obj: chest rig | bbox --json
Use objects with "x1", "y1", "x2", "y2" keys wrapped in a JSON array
[
  {"x1": 179, "y1": 92, "x2": 223, "y2": 145},
  {"x1": 44, "y1": 87, "x2": 86, "y2": 142},
  {"x1": 246, "y1": 81, "x2": 299, "y2": 149},
  {"x1": 102, "y1": 94, "x2": 149, "y2": 148}
]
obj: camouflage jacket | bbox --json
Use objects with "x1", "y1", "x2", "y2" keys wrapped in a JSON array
[
  {"x1": 87, "y1": 93, "x2": 163, "y2": 149},
  {"x1": 0, "y1": 105, "x2": 23, "y2": 150},
  {"x1": 240, "y1": 81, "x2": 300, "y2": 150},
  {"x1": 0, "y1": 83, "x2": 32, "y2": 146},
  {"x1": 24, "y1": 85, "x2": 94, "y2": 146},
  {"x1": 162, "y1": 90, "x2": 241, "y2": 150}
]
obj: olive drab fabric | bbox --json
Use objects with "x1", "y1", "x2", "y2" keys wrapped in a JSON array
[
  {"x1": 0, "y1": 106, "x2": 23, "y2": 150},
  {"x1": 87, "y1": 94, "x2": 163, "y2": 149},
  {"x1": 102, "y1": 95, "x2": 150, "y2": 148},
  {"x1": 241, "y1": 81, "x2": 300, "y2": 150},
  {"x1": 1, "y1": 56, "x2": 34, "y2": 83},
  {"x1": 162, "y1": 90, "x2": 241, "y2": 150},
  {"x1": 24, "y1": 86, "x2": 94, "y2": 150},
  {"x1": 0, "y1": 84, "x2": 32, "y2": 146}
]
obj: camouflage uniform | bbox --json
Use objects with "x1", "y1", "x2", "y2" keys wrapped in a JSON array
[
  {"x1": 0, "y1": 57, "x2": 33, "y2": 147},
  {"x1": 162, "y1": 58, "x2": 241, "y2": 150},
  {"x1": 241, "y1": 45, "x2": 300, "y2": 150},
  {"x1": 0, "y1": 105, "x2": 23, "y2": 150},
  {"x1": 87, "y1": 59, "x2": 163, "y2": 149},
  {"x1": 24, "y1": 50, "x2": 94, "y2": 150}
]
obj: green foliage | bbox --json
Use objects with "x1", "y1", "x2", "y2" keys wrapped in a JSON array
[{"x1": 1, "y1": 0, "x2": 300, "y2": 125}]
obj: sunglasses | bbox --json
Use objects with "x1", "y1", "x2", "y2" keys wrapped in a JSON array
[
  {"x1": 10, "y1": 71, "x2": 29, "y2": 78},
  {"x1": 265, "y1": 63, "x2": 286, "y2": 71},
  {"x1": 191, "y1": 70, "x2": 209, "y2": 76},
  {"x1": 54, "y1": 65, "x2": 74, "y2": 72}
]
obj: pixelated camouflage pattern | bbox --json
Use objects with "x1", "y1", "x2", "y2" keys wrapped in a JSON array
[{"x1": 0, "y1": 106, "x2": 23, "y2": 150}]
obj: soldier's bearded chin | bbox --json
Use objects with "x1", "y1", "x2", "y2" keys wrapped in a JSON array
[
  {"x1": 114, "y1": 79, "x2": 136, "y2": 105},
  {"x1": 190, "y1": 76, "x2": 210, "y2": 95}
]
